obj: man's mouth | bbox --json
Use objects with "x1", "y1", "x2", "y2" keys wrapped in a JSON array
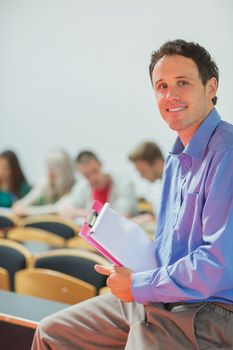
[{"x1": 166, "y1": 106, "x2": 187, "y2": 112}]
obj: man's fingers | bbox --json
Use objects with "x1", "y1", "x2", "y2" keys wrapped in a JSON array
[{"x1": 94, "y1": 264, "x2": 113, "y2": 276}]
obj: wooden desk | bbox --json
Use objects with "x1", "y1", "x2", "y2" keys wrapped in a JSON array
[{"x1": 0, "y1": 290, "x2": 69, "y2": 349}]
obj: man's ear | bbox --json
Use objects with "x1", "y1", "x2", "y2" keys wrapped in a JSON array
[{"x1": 206, "y1": 76, "x2": 218, "y2": 101}]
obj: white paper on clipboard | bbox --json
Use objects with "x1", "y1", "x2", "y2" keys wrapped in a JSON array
[{"x1": 90, "y1": 203, "x2": 156, "y2": 272}]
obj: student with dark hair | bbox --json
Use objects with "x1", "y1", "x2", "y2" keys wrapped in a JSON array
[
  {"x1": 0, "y1": 150, "x2": 30, "y2": 208},
  {"x1": 58, "y1": 150, "x2": 136, "y2": 218},
  {"x1": 32, "y1": 40, "x2": 233, "y2": 349}
]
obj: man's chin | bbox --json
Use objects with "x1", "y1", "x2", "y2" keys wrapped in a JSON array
[{"x1": 163, "y1": 117, "x2": 185, "y2": 131}]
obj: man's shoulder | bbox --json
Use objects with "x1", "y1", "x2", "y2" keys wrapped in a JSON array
[{"x1": 210, "y1": 120, "x2": 233, "y2": 153}]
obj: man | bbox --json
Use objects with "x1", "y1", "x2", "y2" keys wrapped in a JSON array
[
  {"x1": 32, "y1": 40, "x2": 233, "y2": 349},
  {"x1": 129, "y1": 141, "x2": 164, "y2": 218},
  {"x1": 57, "y1": 150, "x2": 136, "y2": 218}
]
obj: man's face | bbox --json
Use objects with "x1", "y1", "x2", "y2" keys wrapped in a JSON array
[
  {"x1": 151, "y1": 54, "x2": 217, "y2": 144},
  {"x1": 77, "y1": 159, "x2": 103, "y2": 188},
  {"x1": 134, "y1": 160, "x2": 160, "y2": 182}
]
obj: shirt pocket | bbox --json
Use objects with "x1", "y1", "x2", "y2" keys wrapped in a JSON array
[{"x1": 174, "y1": 192, "x2": 201, "y2": 234}]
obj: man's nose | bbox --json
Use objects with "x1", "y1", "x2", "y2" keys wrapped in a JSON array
[{"x1": 165, "y1": 86, "x2": 180, "y2": 101}]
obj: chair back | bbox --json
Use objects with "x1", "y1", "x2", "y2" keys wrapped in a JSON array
[
  {"x1": 0, "y1": 239, "x2": 31, "y2": 290},
  {"x1": 8, "y1": 227, "x2": 65, "y2": 247},
  {"x1": 0, "y1": 213, "x2": 18, "y2": 238},
  {"x1": 33, "y1": 249, "x2": 109, "y2": 293},
  {"x1": 66, "y1": 236, "x2": 97, "y2": 252},
  {"x1": 19, "y1": 215, "x2": 80, "y2": 240},
  {"x1": 15, "y1": 268, "x2": 96, "y2": 304}
]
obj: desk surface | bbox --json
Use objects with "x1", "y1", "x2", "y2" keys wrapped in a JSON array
[{"x1": 0, "y1": 290, "x2": 69, "y2": 329}]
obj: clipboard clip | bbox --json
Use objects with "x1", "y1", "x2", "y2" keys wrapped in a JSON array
[{"x1": 86, "y1": 210, "x2": 99, "y2": 228}]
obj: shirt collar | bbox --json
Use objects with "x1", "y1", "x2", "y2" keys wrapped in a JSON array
[{"x1": 170, "y1": 108, "x2": 221, "y2": 160}]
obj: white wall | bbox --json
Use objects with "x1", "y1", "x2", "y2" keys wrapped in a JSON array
[{"x1": 1, "y1": 0, "x2": 233, "y2": 186}]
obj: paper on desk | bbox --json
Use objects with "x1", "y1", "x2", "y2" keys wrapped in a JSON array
[{"x1": 90, "y1": 203, "x2": 156, "y2": 272}]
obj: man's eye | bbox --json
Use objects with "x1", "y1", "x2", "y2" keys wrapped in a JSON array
[
  {"x1": 158, "y1": 83, "x2": 167, "y2": 90},
  {"x1": 178, "y1": 80, "x2": 188, "y2": 87}
]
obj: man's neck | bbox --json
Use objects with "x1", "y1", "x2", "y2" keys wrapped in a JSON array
[{"x1": 178, "y1": 106, "x2": 214, "y2": 147}]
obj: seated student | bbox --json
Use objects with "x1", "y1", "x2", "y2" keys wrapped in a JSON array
[
  {"x1": 128, "y1": 141, "x2": 164, "y2": 223},
  {"x1": 0, "y1": 150, "x2": 31, "y2": 208},
  {"x1": 58, "y1": 150, "x2": 136, "y2": 218},
  {"x1": 12, "y1": 149, "x2": 76, "y2": 216}
]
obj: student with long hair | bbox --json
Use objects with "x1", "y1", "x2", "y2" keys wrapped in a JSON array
[
  {"x1": 0, "y1": 150, "x2": 30, "y2": 208},
  {"x1": 12, "y1": 149, "x2": 76, "y2": 216}
]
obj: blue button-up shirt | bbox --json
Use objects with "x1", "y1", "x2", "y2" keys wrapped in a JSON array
[{"x1": 132, "y1": 108, "x2": 233, "y2": 304}]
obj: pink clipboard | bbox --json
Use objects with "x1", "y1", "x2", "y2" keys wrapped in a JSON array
[{"x1": 79, "y1": 200, "x2": 123, "y2": 267}]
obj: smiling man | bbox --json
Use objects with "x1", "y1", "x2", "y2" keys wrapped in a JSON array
[
  {"x1": 151, "y1": 53, "x2": 217, "y2": 146},
  {"x1": 32, "y1": 40, "x2": 233, "y2": 350}
]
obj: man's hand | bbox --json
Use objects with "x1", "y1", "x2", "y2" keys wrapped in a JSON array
[{"x1": 95, "y1": 265, "x2": 134, "y2": 303}]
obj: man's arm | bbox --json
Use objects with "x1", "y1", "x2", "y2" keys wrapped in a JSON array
[
  {"x1": 132, "y1": 149, "x2": 233, "y2": 304},
  {"x1": 97, "y1": 149, "x2": 233, "y2": 305}
]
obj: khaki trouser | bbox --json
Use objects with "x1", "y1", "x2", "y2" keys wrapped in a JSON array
[{"x1": 31, "y1": 293, "x2": 233, "y2": 350}]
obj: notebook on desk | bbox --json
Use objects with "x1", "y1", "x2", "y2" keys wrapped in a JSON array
[{"x1": 79, "y1": 201, "x2": 156, "y2": 272}]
